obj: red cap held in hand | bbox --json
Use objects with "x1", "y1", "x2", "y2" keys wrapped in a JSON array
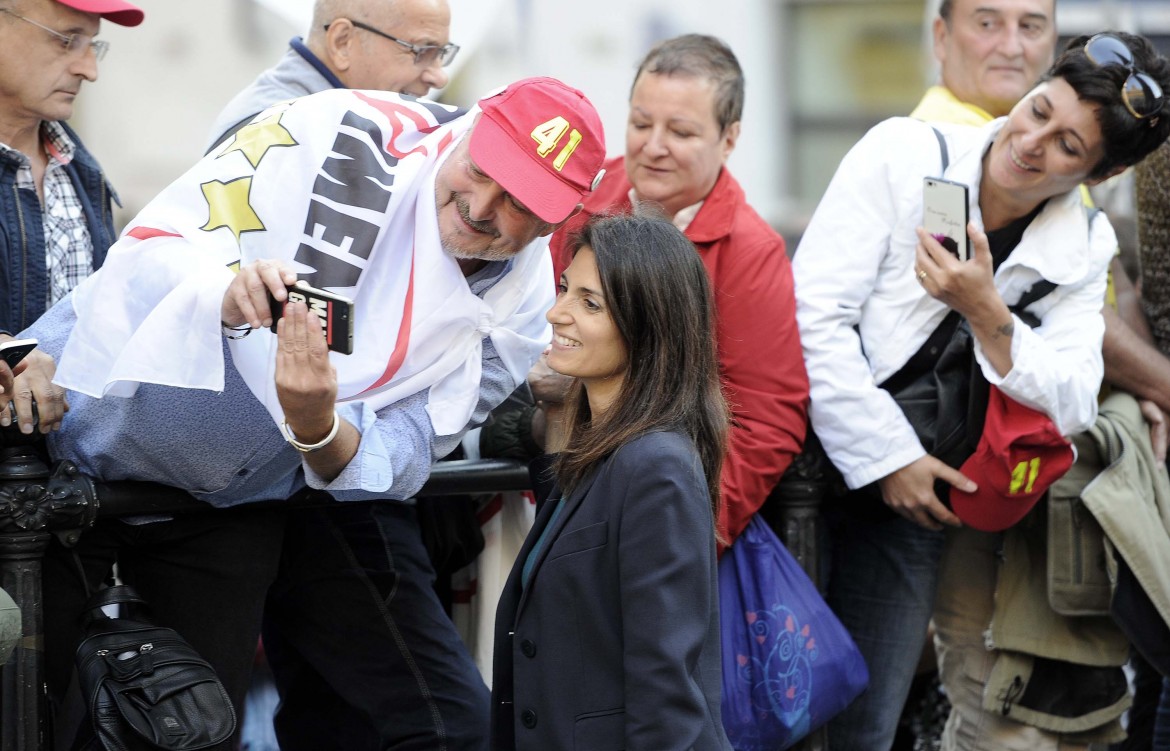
[
  {"x1": 469, "y1": 77, "x2": 606, "y2": 224},
  {"x1": 951, "y1": 386, "x2": 1075, "y2": 532}
]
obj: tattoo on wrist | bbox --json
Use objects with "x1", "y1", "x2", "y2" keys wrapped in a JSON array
[{"x1": 992, "y1": 321, "x2": 1014, "y2": 341}]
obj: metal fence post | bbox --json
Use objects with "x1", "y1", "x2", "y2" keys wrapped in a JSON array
[{"x1": 0, "y1": 438, "x2": 97, "y2": 751}]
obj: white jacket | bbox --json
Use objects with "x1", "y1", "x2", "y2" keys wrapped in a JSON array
[{"x1": 793, "y1": 117, "x2": 1114, "y2": 489}]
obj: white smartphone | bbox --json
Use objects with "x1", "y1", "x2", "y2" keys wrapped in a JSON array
[
  {"x1": 0, "y1": 338, "x2": 36, "y2": 370},
  {"x1": 923, "y1": 177, "x2": 970, "y2": 261}
]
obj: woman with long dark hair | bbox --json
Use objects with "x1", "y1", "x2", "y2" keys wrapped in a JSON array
[{"x1": 490, "y1": 214, "x2": 732, "y2": 751}]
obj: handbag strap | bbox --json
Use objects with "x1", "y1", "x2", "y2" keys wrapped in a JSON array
[
  {"x1": 882, "y1": 128, "x2": 1066, "y2": 393},
  {"x1": 932, "y1": 126, "x2": 949, "y2": 174},
  {"x1": 878, "y1": 125, "x2": 957, "y2": 394},
  {"x1": 880, "y1": 276, "x2": 1057, "y2": 394}
]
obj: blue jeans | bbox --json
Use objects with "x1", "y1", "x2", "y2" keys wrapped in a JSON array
[
  {"x1": 263, "y1": 501, "x2": 490, "y2": 751},
  {"x1": 822, "y1": 508, "x2": 945, "y2": 751}
]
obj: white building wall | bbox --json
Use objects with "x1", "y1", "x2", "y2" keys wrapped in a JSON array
[{"x1": 71, "y1": 0, "x2": 788, "y2": 228}]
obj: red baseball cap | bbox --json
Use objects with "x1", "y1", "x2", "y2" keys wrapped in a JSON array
[
  {"x1": 56, "y1": 0, "x2": 143, "y2": 26},
  {"x1": 469, "y1": 77, "x2": 606, "y2": 224},
  {"x1": 950, "y1": 386, "x2": 1075, "y2": 532}
]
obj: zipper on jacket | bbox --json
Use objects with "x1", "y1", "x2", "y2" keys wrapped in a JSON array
[
  {"x1": 11, "y1": 184, "x2": 28, "y2": 329},
  {"x1": 100, "y1": 178, "x2": 111, "y2": 252}
]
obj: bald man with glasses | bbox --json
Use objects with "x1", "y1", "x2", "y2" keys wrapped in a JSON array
[
  {"x1": 207, "y1": 0, "x2": 457, "y2": 151},
  {"x1": 0, "y1": 0, "x2": 141, "y2": 431}
]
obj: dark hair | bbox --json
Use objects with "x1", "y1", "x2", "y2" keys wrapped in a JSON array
[
  {"x1": 553, "y1": 214, "x2": 729, "y2": 534},
  {"x1": 1043, "y1": 32, "x2": 1170, "y2": 179},
  {"x1": 631, "y1": 34, "x2": 744, "y2": 133}
]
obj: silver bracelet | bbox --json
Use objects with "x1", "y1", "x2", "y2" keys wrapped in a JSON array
[
  {"x1": 281, "y1": 411, "x2": 341, "y2": 453},
  {"x1": 221, "y1": 321, "x2": 252, "y2": 340}
]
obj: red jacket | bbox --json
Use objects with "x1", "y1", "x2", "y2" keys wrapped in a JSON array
[{"x1": 551, "y1": 157, "x2": 809, "y2": 549}]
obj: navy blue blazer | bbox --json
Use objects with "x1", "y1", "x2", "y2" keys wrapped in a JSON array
[{"x1": 491, "y1": 430, "x2": 731, "y2": 751}]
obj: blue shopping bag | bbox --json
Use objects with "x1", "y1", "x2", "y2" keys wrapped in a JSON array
[{"x1": 719, "y1": 515, "x2": 869, "y2": 750}]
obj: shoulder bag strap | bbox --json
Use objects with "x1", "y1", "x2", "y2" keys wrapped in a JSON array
[
  {"x1": 879, "y1": 126, "x2": 955, "y2": 393},
  {"x1": 932, "y1": 126, "x2": 949, "y2": 174}
]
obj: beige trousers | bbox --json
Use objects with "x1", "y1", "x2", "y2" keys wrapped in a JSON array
[{"x1": 934, "y1": 525, "x2": 1092, "y2": 751}]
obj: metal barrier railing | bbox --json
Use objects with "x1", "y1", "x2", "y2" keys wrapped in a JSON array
[{"x1": 0, "y1": 435, "x2": 827, "y2": 751}]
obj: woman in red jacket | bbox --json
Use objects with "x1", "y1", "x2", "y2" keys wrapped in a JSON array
[{"x1": 545, "y1": 34, "x2": 808, "y2": 549}]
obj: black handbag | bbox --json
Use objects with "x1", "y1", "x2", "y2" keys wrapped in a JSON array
[
  {"x1": 74, "y1": 585, "x2": 236, "y2": 751},
  {"x1": 817, "y1": 126, "x2": 1059, "y2": 513},
  {"x1": 834, "y1": 281, "x2": 1054, "y2": 513}
]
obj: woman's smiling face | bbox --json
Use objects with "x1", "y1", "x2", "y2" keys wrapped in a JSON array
[
  {"x1": 545, "y1": 246, "x2": 628, "y2": 414},
  {"x1": 983, "y1": 77, "x2": 1109, "y2": 207}
]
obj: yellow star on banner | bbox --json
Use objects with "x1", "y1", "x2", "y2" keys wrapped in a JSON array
[
  {"x1": 201, "y1": 177, "x2": 265, "y2": 241},
  {"x1": 219, "y1": 111, "x2": 297, "y2": 168}
]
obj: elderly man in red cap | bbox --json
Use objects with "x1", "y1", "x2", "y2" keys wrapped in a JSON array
[
  {"x1": 17, "y1": 76, "x2": 604, "y2": 750},
  {"x1": 0, "y1": 0, "x2": 142, "y2": 435}
]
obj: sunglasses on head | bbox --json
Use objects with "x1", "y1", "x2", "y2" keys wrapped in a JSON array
[{"x1": 1083, "y1": 33, "x2": 1164, "y2": 123}]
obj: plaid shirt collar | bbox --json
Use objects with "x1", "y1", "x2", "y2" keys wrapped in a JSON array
[{"x1": 0, "y1": 121, "x2": 77, "y2": 189}]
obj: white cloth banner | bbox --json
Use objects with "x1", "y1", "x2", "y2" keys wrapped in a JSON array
[{"x1": 55, "y1": 89, "x2": 553, "y2": 436}]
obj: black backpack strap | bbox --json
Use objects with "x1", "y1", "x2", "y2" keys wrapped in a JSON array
[{"x1": 79, "y1": 585, "x2": 149, "y2": 627}]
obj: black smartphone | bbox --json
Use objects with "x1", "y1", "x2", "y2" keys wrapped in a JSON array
[
  {"x1": 0, "y1": 338, "x2": 37, "y2": 370},
  {"x1": 923, "y1": 177, "x2": 970, "y2": 261},
  {"x1": 268, "y1": 281, "x2": 355, "y2": 355}
]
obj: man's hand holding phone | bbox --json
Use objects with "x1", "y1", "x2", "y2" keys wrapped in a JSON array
[
  {"x1": 268, "y1": 282, "x2": 354, "y2": 355},
  {"x1": 0, "y1": 338, "x2": 34, "y2": 398},
  {"x1": 221, "y1": 259, "x2": 298, "y2": 330},
  {"x1": 0, "y1": 335, "x2": 68, "y2": 434}
]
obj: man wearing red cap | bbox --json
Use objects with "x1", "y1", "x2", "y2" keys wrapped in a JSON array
[
  {"x1": 0, "y1": 0, "x2": 142, "y2": 429},
  {"x1": 15, "y1": 76, "x2": 604, "y2": 750}
]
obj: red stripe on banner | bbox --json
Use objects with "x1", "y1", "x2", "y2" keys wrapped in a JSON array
[
  {"x1": 126, "y1": 226, "x2": 181, "y2": 241},
  {"x1": 360, "y1": 246, "x2": 415, "y2": 392},
  {"x1": 477, "y1": 493, "x2": 504, "y2": 526},
  {"x1": 353, "y1": 92, "x2": 433, "y2": 159}
]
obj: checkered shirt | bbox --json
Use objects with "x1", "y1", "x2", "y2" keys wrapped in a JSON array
[{"x1": 0, "y1": 121, "x2": 94, "y2": 307}]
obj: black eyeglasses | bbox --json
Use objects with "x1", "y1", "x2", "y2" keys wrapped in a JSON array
[
  {"x1": 325, "y1": 19, "x2": 459, "y2": 68},
  {"x1": 1084, "y1": 33, "x2": 1164, "y2": 122},
  {"x1": 0, "y1": 8, "x2": 109, "y2": 61}
]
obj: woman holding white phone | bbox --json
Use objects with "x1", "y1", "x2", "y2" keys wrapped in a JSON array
[{"x1": 792, "y1": 31, "x2": 1170, "y2": 750}]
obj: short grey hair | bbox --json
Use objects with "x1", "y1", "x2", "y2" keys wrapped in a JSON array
[{"x1": 632, "y1": 34, "x2": 744, "y2": 132}]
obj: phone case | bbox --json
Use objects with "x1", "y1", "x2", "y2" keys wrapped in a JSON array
[
  {"x1": 0, "y1": 338, "x2": 37, "y2": 369},
  {"x1": 269, "y1": 282, "x2": 355, "y2": 355},
  {"x1": 923, "y1": 177, "x2": 970, "y2": 261}
]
